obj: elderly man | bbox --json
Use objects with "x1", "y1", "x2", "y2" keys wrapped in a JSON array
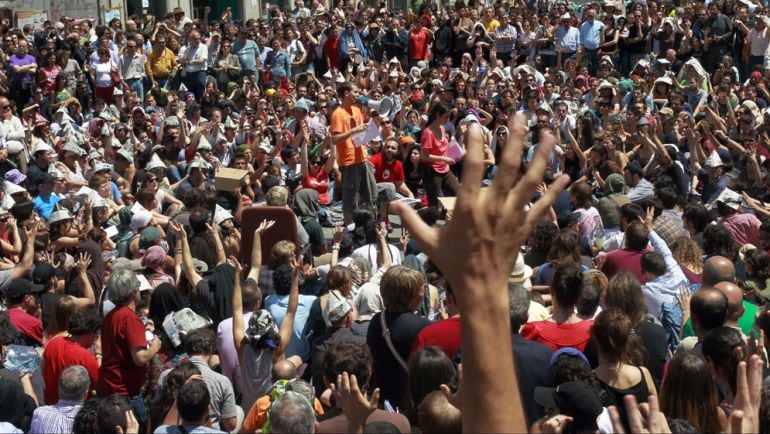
[
  {"x1": 97, "y1": 269, "x2": 161, "y2": 430},
  {"x1": 30, "y1": 365, "x2": 91, "y2": 434}
]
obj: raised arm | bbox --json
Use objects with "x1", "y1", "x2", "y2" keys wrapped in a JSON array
[
  {"x1": 169, "y1": 221, "x2": 201, "y2": 288},
  {"x1": 207, "y1": 223, "x2": 227, "y2": 266},
  {"x1": 247, "y1": 220, "x2": 275, "y2": 282},
  {"x1": 273, "y1": 257, "x2": 300, "y2": 363},
  {"x1": 231, "y1": 257, "x2": 245, "y2": 359},
  {"x1": 71, "y1": 252, "x2": 96, "y2": 309},
  {"x1": 393, "y1": 114, "x2": 568, "y2": 433}
]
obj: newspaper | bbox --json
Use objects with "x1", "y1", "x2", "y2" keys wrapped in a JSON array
[{"x1": 162, "y1": 308, "x2": 212, "y2": 348}]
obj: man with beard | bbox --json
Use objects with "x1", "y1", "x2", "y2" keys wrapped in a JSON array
[{"x1": 369, "y1": 138, "x2": 413, "y2": 230}]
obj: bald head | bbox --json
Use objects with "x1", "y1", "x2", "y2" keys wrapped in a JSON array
[
  {"x1": 691, "y1": 286, "x2": 728, "y2": 335},
  {"x1": 703, "y1": 256, "x2": 736, "y2": 286},
  {"x1": 272, "y1": 359, "x2": 297, "y2": 382},
  {"x1": 714, "y1": 282, "x2": 745, "y2": 325}
]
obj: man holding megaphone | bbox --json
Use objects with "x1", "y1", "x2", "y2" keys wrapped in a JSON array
[{"x1": 330, "y1": 83, "x2": 378, "y2": 225}]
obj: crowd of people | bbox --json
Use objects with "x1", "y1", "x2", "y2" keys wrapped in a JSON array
[{"x1": 0, "y1": 0, "x2": 768, "y2": 432}]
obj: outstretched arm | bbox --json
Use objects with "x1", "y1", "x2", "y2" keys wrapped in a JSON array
[{"x1": 247, "y1": 220, "x2": 275, "y2": 282}]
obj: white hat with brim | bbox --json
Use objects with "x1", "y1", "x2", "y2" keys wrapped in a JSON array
[
  {"x1": 214, "y1": 205, "x2": 234, "y2": 225},
  {"x1": 146, "y1": 154, "x2": 166, "y2": 171},
  {"x1": 705, "y1": 150, "x2": 724, "y2": 168},
  {"x1": 4, "y1": 181, "x2": 25, "y2": 196},
  {"x1": 31, "y1": 142, "x2": 54, "y2": 156},
  {"x1": 510, "y1": 253, "x2": 533, "y2": 283},
  {"x1": 49, "y1": 209, "x2": 74, "y2": 225},
  {"x1": 130, "y1": 209, "x2": 153, "y2": 233},
  {"x1": 715, "y1": 188, "x2": 742, "y2": 210}
]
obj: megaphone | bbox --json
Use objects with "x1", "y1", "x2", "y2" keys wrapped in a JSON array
[{"x1": 358, "y1": 97, "x2": 392, "y2": 118}]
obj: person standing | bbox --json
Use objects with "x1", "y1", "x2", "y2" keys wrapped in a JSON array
[
  {"x1": 331, "y1": 83, "x2": 377, "y2": 225},
  {"x1": 9, "y1": 39, "x2": 36, "y2": 109},
  {"x1": 178, "y1": 31, "x2": 208, "y2": 100},
  {"x1": 118, "y1": 39, "x2": 147, "y2": 103},
  {"x1": 233, "y1": 27, "x2": 259, "y2": 79},
  {"x1": 145, "y1": 36, "x2": 177, "y2": 88},
  {"x1": 703, "y1": 3, "x2": 732, "y2": 74},
  {"x1": 420, "y1": 102, "x2": 460, "y2": 208},
  {"x1": 579, "y1": 8, "x2": 604, "y2": 75},
  {"x1": 97, "y1": 269, "x2": 162, "y2": 430}
]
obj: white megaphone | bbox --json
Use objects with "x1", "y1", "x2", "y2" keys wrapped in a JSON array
[{"x1": 359, "y1": 97, "x2": 392, "y2": 118}]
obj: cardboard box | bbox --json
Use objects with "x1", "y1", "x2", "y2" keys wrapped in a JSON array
[
  {"x1": 215, "y1": 168, "x2": 248, "y2": 191},
  {"x1": 438, "y1": 196, "x2": 457, "y2": 212}
]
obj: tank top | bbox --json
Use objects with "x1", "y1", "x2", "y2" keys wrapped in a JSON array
[
  {"x1": 598, "y1": 366, "x2": 651, "y2": 431},
  {"x1": 241, "y1": 345, "x2": 274, "y2": 414}
]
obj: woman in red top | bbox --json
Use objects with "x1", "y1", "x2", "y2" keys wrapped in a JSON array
[
  {"x1": 299, "y1": 123, "x2": 336, "y2": 206},
  {"x1": 520, "y1": 265, "x2": 594, "y2": 352},
  {"x1": 420, "y1": 102, "x2": 460, "y2": 207},
  {"x1": 323, "y1": 27, "x2": 341, "y2": 72}
]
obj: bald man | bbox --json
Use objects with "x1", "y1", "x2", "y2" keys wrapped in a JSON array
[
  {"x1": 703, "y1": 256, "x2": 736, "y2": 286},
  {"x1": 681, "y1": 257, "x2": 759, "y2": 341},
  {"x1": 675, "y1": 287, "x2": 728, "y2": 360},
  {"x1": 714, "y1": 282, "x2": 746, "y2": 330}
]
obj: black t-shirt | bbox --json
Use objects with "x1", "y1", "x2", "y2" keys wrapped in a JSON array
[
  {"x1": 367, "y1": 311, "x2": 432, "y2": 409},
  {"x1": 627, "y1": 23, "x2": 650, "y2": 53}
]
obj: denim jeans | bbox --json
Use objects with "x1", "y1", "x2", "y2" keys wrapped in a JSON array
[{"x1": 126, "y1": 78, "x2": 144, "y2": 103}]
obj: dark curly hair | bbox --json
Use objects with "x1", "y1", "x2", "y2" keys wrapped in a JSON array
[{"x1": 528, "y1": 220, "x2": 559, "y2": 254}]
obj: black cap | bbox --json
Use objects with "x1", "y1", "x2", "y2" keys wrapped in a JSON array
[
  {"x1": 534, "y1": 382, "x2": 603, "y2": 427},
  {"x1": 6, "y1": 279, "x2": 46, "y2": 299},
  {"x1": 557, "y1": 210, "x2": 581, "y2": 229},
  {"x1": 32, "y1": 263, "x2": 56, "y2": 285}
]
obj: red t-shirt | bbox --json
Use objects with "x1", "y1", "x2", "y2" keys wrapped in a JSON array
[
  {"x1": 323, "y1": 36, "x2": 341, "y2": 70},
  {"x1": 408, "y1": 28, "x2": 430, "y2": 60},
  {"x1": 520, "y1": 320, "x2": 595, "y2": 352},
  {"x1": 369, "y1": 153, "x2": 405, "y2": 184},
  {"x1": 7, "y1": 308, "x2": 43, "y2": 345},
  {"x1": 97, "y1": 306, "x2": 147, "y2": 397},
  {"x1": 600, "y1": 249, "x2": 646, "y2": 283},
  {"x1": 43, "y1": 335, "x2": 99, "y2": 404},
  {"x1": 420, "y1": 127, "x2": 450, "y2": 174},
  {"x1": 302, "y1": 168, "x2": 330, "y2": 205},
  {"x1": 412, "y1": 316, "x2": 461, "y2": 359}
]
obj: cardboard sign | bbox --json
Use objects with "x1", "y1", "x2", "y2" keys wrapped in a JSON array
[{"x1": 214, "y1": 168, "x2": 248, "y2": 191}]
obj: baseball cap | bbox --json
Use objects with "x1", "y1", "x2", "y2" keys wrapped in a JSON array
[
  {"x1": 32, "y1": 263, "x2": 56, "y2": 285},
  {"x1": 557, "y1": 210, "x2": 581, "y2": 229},
  {"x1": 534, "y1": 382, "x2": 603, "y2": 428},
  {"x1": 6, "y1": 278, "x2": 45, "y2": 299}
]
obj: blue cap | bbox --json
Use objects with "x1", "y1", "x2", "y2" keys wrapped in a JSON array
[{"x1": 549, "y1": 347, "x2": 590, "y2": 367}]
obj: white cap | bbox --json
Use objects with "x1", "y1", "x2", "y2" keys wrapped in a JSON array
[
  {"x1": 715, "y1": 188, "x2": 742, "y2": 210},
  {"x1": 214, "y1": 205, "x2": 234, "y2": 225},
  {"x1": 704, "y1": 150, "x2": 724, "y2": 168},
  {"x1": 131, "y1": 209, "x2": 153, "y2": 232},
  {"x1": 49, "y1": 209, "x2": 74, "y2": 225}
]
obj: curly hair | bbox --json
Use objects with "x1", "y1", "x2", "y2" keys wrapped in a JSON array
[
  {"x1": 528, "y1": 220, "x2": 559, "y2": 254},
  {"x1": 672, "y1": 236, "x2": 703, "y2": 272}
]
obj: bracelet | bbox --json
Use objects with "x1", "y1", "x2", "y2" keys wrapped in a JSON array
[
  {"x1": 332, "y1": 245, "x2": 340, "y2": 251},
  {"x1": 175, "y1": 250, "x2": 183, "y2": 254}
]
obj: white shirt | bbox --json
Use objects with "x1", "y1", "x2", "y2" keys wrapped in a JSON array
[
  {"x1": 351, "y1": 243, "x2": 402, "y2": 275},
  {"x1": 180, "y1": 44, "x2": 209, "y2": 73}
]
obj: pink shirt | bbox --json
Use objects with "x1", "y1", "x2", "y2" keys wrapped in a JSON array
[
  {"x1": 722, "y1": 212, "x2": 762, "y2": 247},
  {"x1": 420, "y1": 126, "x2": 450, "y2": 174}
]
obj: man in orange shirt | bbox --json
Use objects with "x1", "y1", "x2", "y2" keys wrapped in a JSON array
[{"x1": 331, "y1": 83, "x2": 377, "y2": 225}]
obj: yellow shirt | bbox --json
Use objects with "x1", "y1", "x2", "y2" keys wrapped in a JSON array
[
  {"x1": 484, "y1": 18, "x2": 501, "y2": 33},
  {"x1": 145, "y1": 48, "x2": 177, "y2": 78}
]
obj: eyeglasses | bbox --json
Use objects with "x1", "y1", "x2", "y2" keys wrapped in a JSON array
[
  {"x1": 147, "y1": 178, "x2": 158, "y2": 182},
  {"x1": 311, "y1": 160, "x2": 322, "y2": 165},
  {"x1": 0, "y1": 105, "x2": 9, "y2": 110}
]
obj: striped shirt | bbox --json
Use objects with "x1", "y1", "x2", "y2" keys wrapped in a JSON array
[{"x1": 29, "y1": 400, "x2": 82, "y2": 434}]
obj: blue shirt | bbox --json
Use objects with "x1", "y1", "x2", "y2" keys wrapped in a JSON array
[
  {"x1": 233, "y1": 39, "x2": 259, "y2": 73},
  {"x1": 33, "y1": 194, "x2": 61, "y2": 221},
  {"x1": 556, "y1": 26, "x2": 580, "y2": 53},
  {"x1": 264, "y1": 293, "x2": 317, "y2": 361},
  {"x1": 579, "y1": 20, "x2": 604, "y2": 50}
]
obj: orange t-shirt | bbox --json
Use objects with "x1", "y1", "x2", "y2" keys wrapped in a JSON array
[
  {"x1": 331, "y1": 105, "x2": 367, "y2": 167},
  {"x1": 243, "y1": 394, "x2": 326, "y2": 433}
]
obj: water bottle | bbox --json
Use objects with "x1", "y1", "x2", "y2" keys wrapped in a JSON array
[{"x1": 4, "y1": 345, "x2": 41, "y2": 372}]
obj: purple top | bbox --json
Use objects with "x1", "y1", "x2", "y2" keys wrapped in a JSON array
[{"x1": 9, "y1": 54, "x2": 36, "y2": 84}]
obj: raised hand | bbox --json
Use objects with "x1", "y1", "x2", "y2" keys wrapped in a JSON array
[
  {"x1": 331, "y1": 372, "x2": 380, "y2": 431},
  {"x1": 332, "y1": 226, "x2": 344, "y2": 244},
  {"x1": 608, "y1": 395, "x2": 671, "y2": 434},
  {"x1": 76, "y1": 252, "x2": 92, "y2": 274},
  {"x1": 255, "y1": 220, "x2": 276, "y2": 235}
]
